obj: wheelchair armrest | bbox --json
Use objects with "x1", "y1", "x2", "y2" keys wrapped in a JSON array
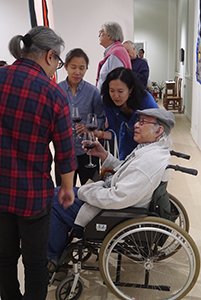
[{"x1": 100, "y1": 206, "x2": 149, "y2": 218}]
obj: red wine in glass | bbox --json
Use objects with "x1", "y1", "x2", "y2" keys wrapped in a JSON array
[
  {"x1": 86, "y1": 125, "x2": 98, "y2": 131},
  {"x1": 72, "y1": 107, "x2": 82, "y2": 138},
  {"x1": 72, "y1": 116, "x2": 82, "y2": 123},
  {"x1": 83, "y1": 141, "x2": 95, "y2": 150}
]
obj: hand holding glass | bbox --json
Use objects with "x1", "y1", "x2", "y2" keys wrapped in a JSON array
[{"x1": 72, "y1": 107, "x2": 82, "y2": 138}]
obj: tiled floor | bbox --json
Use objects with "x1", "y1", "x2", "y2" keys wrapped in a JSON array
[{"x1": 13, "y1": 103, "x2": 201, "y2": 299}]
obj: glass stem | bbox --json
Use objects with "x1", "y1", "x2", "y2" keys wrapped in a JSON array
[{"x1": 89, "y1": 154, "x2": 92, "y2": 165}]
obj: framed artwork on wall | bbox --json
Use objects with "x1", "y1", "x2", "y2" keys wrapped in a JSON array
[
  {"x1": 196, "y1": 0, "x2": 201, "y2": 84},
  {"x1": 134, "y1": 41, "x2": 146, "y2": 56}
]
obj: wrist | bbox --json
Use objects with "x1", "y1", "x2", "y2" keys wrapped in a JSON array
[
  {"x1": 100, "y1": 150, "x2": 108, "y2": 163},
  {"x1": 98, "y1": 130, "x2": 104, "y2": 139}
]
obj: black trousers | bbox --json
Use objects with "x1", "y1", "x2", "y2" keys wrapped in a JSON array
[
  {"x1": 0, "y1": 203, "x2": 51, "y2": 300},
  {"x1": 55, "y1": 153, "x2": 99, "y2": 186}
]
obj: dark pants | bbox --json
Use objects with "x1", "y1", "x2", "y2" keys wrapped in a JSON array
[
  {"x1": 48, "y1": 187, "x2": 83, "y2": 260},
  {"x1": 0, "y1": 203, "x2": 51, "y2": 300},
  {"x1": 55, "y1": 153, "x2": 99, "y2": 186}
]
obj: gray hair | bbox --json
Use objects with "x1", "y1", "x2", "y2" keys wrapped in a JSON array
[
  {"x1": 9, "y1": 26, "x2": 64, "y2": 60},
  {"x1": 124, "y1": 40, "x2": 135, "y2": 48},
  {"x1": 151, "y1": 123, "x2": 172, "y2": 147},
  {"x1": 157, "y1": 131, "x2": 172, "y2": 148},
  {"x1": 102, "y1": 22, "x2": 124, "y2": 43}
]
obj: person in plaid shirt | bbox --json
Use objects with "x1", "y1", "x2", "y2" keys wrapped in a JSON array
[{"x1": 0, "y1": 26, "x2": 77, "y2": 300}]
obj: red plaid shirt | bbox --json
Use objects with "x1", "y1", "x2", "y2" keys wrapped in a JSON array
[{"x1": 0, "y1": 58, "x2": 77, "y2": 216}]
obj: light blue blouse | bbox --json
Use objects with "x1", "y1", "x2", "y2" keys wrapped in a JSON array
[{"x1": 59, "y1": 78, "x2": 105, "y2": 156}]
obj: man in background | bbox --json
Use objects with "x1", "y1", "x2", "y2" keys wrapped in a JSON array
[
  {"x1": 123, "y1": 40, "x2": 149, "y2": 88},
  {"x1": 139, "y1": 48, "x2": 148, "y2": 63},
  {"x1": 96, "y1": 21, "x2": 131, "y2": 91}
]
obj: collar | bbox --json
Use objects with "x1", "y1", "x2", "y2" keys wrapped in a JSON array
[
  {"x1": 131, "y1": 56, "x2": 138, "y2": 61},
  {"x1": 136, "y1": 142, "x2": 154, "y2": 150},
  {"x1": 66, "y1": 77, "x2": 84, "y2": 91},
  {"x1": 104, "y1": 43, "x2": 115, "y2": 57},
  {"x1": 14, "y1": 58, "x2": 47, "y2": 76}
]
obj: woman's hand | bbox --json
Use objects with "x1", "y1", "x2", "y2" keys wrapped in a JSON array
[
  {"x1": 93, "y1": 130, "x2": 112, "y2": 140},
  {"x1": 94, "y1": 130, "x2": 101, "y2": 138},
  {"x1": 75, "y1": 123, "x2": 87, "y2": 136}
]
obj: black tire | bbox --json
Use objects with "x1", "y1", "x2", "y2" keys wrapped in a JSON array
[{"x1": 55, "y1": 275, "x2": 83, "y2": 300}]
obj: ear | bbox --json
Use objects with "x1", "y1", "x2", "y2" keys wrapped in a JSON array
[
  {"x1": 64, "y1": 64, "x2": 68, "y2": 71},
  {"x1": 155, "y1": 125, "x2": 164, "y2": 138},
  {"x1": 46, "y1": 49, "x2": 55, "y2": 66}
]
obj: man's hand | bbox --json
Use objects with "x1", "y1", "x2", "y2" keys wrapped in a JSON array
[
  {"x1": 57, "y1": 186, "x2": 75, "y2": 210},
  {"x1": 82, "y1": 140, "x2": 108, "y2": 163}
]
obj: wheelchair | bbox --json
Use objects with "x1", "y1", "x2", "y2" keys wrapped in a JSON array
[{"x1": 49, "y1": 151, "x2": 200, "y2": 300}]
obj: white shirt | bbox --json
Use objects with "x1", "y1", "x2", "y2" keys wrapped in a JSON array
[{"x1": 96, "y1": 54, "x2": 124, "y2": 92}]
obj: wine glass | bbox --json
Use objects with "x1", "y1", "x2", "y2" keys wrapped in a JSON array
[
  {"x1": 82, "y1": 131, "x2": 96, "y2": 168},
  {"x1": 83, "y1": 113, "x2": 98, "y2": 168},
  {"x1": 71, "y1": 106, "x2": 82, "y2": 139},
  {"x1": 86, "y1": 113, "x2": 98, "y2": 134}
]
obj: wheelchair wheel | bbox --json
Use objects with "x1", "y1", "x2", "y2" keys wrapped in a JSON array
[
  {"x1": 55, "y1": 275, "x2": 83, "y2": 300},
  {"x1": 99, "y1": 217, "x2": 200, "y2": 300},
  {"x1": 168, "y1": 193, "x2": 190, "y2": 232}
]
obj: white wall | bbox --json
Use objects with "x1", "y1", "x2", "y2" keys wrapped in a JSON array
[
  {"x1": 0, "y1": 0, "x2": 133, "y2": 86},
  {"x1": 52, "y1": 0, "x2": 134, "y2": 84},
  {"x1": 0, "y1": 1, "x2": 31, "y2": 65},
  {"x1": 133, "y1": 0, "x2": 171, "y2": 83},
  {"x1": 134, "y1": 0, "x2": 195, "y2": 120}
]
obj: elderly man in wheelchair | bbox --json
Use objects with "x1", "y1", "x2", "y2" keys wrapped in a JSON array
[{"x1": 48, "y1": 108, "x2": 200, "y2": 300}]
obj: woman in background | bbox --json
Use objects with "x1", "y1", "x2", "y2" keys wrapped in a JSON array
[
  {"x1": 95, "y1": 67, "x2": 158, "y2": 160},
  {"x1": 58, "y1": 48, "x2": 105, "y2": 185}
]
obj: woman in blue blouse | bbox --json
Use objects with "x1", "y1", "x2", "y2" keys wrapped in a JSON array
[
  {"x1": 95, "y1": 67, "x2": 158, "y2": 160},
  {"x1": 58, "y1": 48, "x2": 105, "y2": 185}
]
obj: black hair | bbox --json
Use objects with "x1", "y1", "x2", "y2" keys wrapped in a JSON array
[
  {"x1": 139, "y1": 48, "x2": 145, "y2": 53},
  {"x1": 101, "y1": 67, "x2": 147, "y2": 109},
  {"x1": 65, "y1": 48, "x2": 89, "y2": 68},
  {"x1": 0, "y1": 60, "x2": 7, "y2": 66}
]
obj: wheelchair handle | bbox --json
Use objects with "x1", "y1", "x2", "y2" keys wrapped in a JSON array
[
  {"x1": 170, "y1": 150, "x2": 190, "y2": 160},
  {"x1": 167, "y1": 164, "x2": 198, "y2": 176}
]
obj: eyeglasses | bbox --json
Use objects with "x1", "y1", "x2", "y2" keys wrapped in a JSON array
[
  {"x1": 98, "y1": 30, "x2": 105, "y2": 37},
  {"x1": 54, "y1": 53, "x2": 64, "y2": 70},
  {"x1": 135, "y1": 118, "x2": 158, "y2": 126}
]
